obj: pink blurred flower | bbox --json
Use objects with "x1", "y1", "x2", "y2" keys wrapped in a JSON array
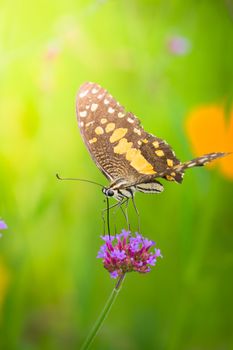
[
  {"x1": 167, "y1": 36, "x2": 191, "y2": 55},
  {"x1": 44, "y1": 42, "x2": 61, "y2": 61}
]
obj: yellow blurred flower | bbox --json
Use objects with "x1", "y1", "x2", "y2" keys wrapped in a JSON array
[{"x1": 185, "y1": 105, "x2": 233, "y2": 180}]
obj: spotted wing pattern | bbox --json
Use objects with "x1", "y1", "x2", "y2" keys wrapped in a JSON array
[{"x1": 76, "y1": 82, "x2": 183, "y2": 185}]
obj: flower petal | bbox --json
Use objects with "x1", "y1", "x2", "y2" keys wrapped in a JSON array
[{"x1": 110, "y1": 271, "x2": 118, "y2": 279}]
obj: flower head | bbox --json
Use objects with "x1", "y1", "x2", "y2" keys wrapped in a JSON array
[{"x1": 97, "y1": 230, "x2": 162, "y2": 279}]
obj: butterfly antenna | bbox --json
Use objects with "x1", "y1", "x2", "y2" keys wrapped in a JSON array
[{"x1": 56, "y1": 173, "x2": 104, "y2": 187}]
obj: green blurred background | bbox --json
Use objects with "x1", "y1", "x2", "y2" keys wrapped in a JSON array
[{"x1": 1, "y1": 1, "x2": 233, "y2": 349}]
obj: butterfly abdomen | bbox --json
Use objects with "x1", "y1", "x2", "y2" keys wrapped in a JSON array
[
  {"x1": 175, "y1": 152, "x2": 226, "y2": 171},
  {"x1": 159, "y1": 152, "x2": 227, "y2": 183}
]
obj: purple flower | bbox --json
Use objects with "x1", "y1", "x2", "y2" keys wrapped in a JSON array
[
  {"x1": 100, "y1": 235, "x2": 115, "y2": 242},
  {"x1": 96, "y1": 245, "x2": 107, "y2": 258},
  {"x1": 0, "y1": 219, "x2": 7, "y2": 238},
  {"x1": 110, "y1": 271, "x2": 119, "y2": 279},
  {"x1": 146, "y1": 256, "x2": 157, "y2": 266},
  {"x1": 0, "y1": 220, "x2": 7, "y2": 231},
  {"x1": 112, "y1": 249, "x2": 126, "y2": 260},
  {"x1": 97, "y1": 229, "x2": 162, "y2": 278}
]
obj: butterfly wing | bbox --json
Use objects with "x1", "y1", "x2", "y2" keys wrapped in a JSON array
[
  {"x1": 76, "y1": 82, "x2": 140, "y2": 182},
  {"x1": 76, "y1": 82, "x2": 182, "y2": 185}
]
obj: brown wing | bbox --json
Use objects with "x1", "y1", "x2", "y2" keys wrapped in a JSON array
[{"x1": 76, "y1": 82, "x2": 183, "y2": 185}]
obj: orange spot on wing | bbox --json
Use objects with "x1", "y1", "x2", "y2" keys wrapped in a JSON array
[
  {"x1": 155, "y1": 150, "x2": 164, "y2": 157},
  {"x1": 167, "y1": 159, "x2": 173, "y2": 167},
  {"x1": 110, "y1": 128, "x2": 128, "y2": 143},
  {"x1": 114, "y1": 138, "x2": 132, "y2": 154},
  {"x1": 126, "y1": 149, "x2": 156, "y2": 174},
  {"x1": 114, "y1": 138, "x2": 156, "y2": 175},
  {"x1": 166, "y1": 175, "x2": 174, "y2": 181}
]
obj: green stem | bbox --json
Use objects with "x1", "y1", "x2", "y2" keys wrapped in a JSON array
[{"x1": 80, "y1": 274, "x2": 126, "y2": 350}]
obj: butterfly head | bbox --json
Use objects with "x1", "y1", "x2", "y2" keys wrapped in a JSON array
[
  {"x1": 102, "y1": 187, "x2": 123, "y2": 201},
  {"x1": 102, "y1": 185, "x2": 134, "y2": 201},
  {"x1": 102, "y1": 187, "x2": 115, "y2": 197}
]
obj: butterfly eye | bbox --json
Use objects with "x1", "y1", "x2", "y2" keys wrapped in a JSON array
[
  {"x1": 107, "y1": 189, "x2": 115, "y2": 197},
  {"x1": 102, "y1": 188, "x2": 115, "y2": 197}
]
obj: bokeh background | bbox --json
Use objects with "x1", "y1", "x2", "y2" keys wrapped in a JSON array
[{"x1": 1, "y1": 1, "x2": 233, "y2": 349}]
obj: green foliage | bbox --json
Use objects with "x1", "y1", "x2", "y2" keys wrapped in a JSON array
[{"x1": 0, "y1": 1, "x2": 233, "y2": 349}]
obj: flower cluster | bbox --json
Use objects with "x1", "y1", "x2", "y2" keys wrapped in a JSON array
[{"x1": 97, "y1": 229, "x2": 162, "y2": 279}]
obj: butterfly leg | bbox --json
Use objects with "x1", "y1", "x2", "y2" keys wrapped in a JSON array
[
  {"x1": 111, "y1": 199, "x2": 130, "y2": 232},
  {"x1": 101, "y1": 199, "x2": 118, "y2": 236},
  {"x1": 101, "y1": 201, "x2": 106, "y2": 235},
  {"x1": 120, "y1": 199, "x2": 130, "y2": 231},
  {"x1": 131, "y1": 195, "x2": 141, "y2": 233},
  {"x1": 101, "y1": 199, "x2": 127, "y2": 235}
]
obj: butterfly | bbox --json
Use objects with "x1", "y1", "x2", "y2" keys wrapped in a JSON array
[{"x1": 76, "y1": 82, "x2": 227, "y2": 202}]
